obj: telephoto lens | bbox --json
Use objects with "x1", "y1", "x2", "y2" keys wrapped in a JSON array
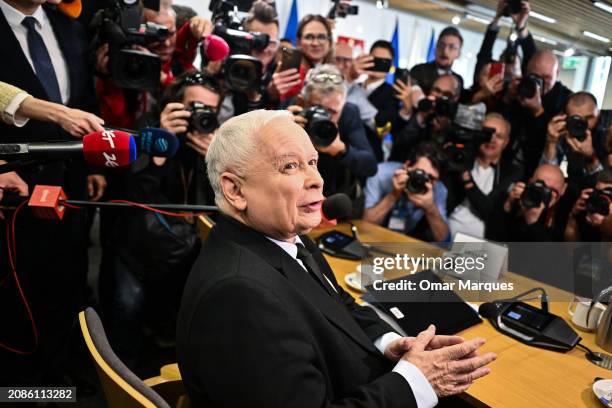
[
  {"x1": 405, "y1": 169, "x2": 432, "y2": 195},
  {"x1": 520, "y1": 180, "x2": 553, "y2": 209},
  {"x1": 300, "y1": 106, "x2": 338, "y2": 147}
]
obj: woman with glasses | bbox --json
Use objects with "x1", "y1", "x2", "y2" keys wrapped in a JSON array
[{"x1": 270, "y1": 15, "x2": 334, "y2": 104}]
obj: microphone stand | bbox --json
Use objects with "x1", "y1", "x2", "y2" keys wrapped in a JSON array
[{"x1": 348, "y1": 221, "x2": 397, "y2": 257}]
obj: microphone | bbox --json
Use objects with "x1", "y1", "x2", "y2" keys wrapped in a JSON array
[
  {"x1": 0, "y1": 130, "x2": 137, "y2": 168},
  {"x1": 478, "y1": 301, "x2": 511, "y2": 319},
  {"x1": 58, "y1": 0, "x2": 82, "y2": 19},
  {"x1": 322, "y1": 193, "x2": 352, "y2": 220},
  {"x1": 201, "y1": 35, "x2": 230, "y2": 62},
  {"x1": 107, "y1": 127, "x2": 179, "y2": 158}
]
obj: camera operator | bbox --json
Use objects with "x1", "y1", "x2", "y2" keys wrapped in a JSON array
[
  {"x1": 541, "y1": 92, "x2": 608, "y2": 187},
  {"x1": 287, "y1": 64, "x2": 376, "y2": 217},
  {"x1": 100, "y1": 71, "x2": 221, "y2": 368},
  {"x1": 565, "y1": 168, "x2": 612, "y2": 242},
  {"x1": 447, "y1": 114, "x2": 523, "y2": 240},
  {"x1": 0, "y1": 0, "x2": 103, "y2": 387},
  {"x1": 270, "y1": 15, "x2": 334, "y2": 103},
  {"x1": 502, "y1": 164, "x2": 574, "y2": 241},
  {"x1": 364, "y1": 141, "x2": 449, "y2": 242},
  {"x1": 389, "y1": 74, "x2": 461, "y2": 162},
  {"x1": 473, "y1": 0, "x2": 536, "y2": 89},
  {"x1": 217, "y1": 1, "x2": 280, "y2": 122},
  {"x1": 351, "y1": 40, "x2": 401, "y2": 162},
  {"x1": 409, "y1": 26, "x2": 464, "y2": 95},
  {"x1": 509, "y1": 50, "x2": 572, "y2": 178}
]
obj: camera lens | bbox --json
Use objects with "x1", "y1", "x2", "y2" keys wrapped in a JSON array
[
  {"x1": 520, "y1": 181, "x2": 551, "y2": 209},
  {"x1": 566, "y1": 115, "x2": 588, "y2": 142},
  {"x1": 406, "y1": 170, "x2": 429, "y2": 195},
  {"x1": 309, "y1": 120, "x2": 337, "y2": 147},
  {"x1": 586, "y1": 190, "x2": 612, "y2": 216},
  {"x1": 418, "y1": 98, "x2": 434, "y2": 112}
]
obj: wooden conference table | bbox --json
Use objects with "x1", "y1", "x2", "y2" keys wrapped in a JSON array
[
  {"x1": 309, "y1": 220, "x2": 610, "y2": 408},
  {"x1": 164, "y1": 218, "x2": 609, "y2": 407}
]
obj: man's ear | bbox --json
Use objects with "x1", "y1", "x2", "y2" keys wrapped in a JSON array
[{"x1": 220, "y1": 172, "x2": 247, "y2": 211}]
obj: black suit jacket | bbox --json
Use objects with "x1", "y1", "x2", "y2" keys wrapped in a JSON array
[
  {"x1": 177, "y1": 215, "x2": 418, "y2": 408},
  {"x1": 410, "y1": 61, "x2": 464, "y2": 96},
  {"x1": 366, "y1": 83, "x2": 401, "y2": 162}
]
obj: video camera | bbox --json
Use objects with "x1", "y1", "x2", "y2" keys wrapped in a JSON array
[
  {"x1": 209, "y1": 0, "x2": 268, "y2": 93},
  {"x1": 434, "y1": 102, "x2": 495, "y2": 172},
  {"x1": 91, "y1": 0, "x2": 167, "y2": 92}
]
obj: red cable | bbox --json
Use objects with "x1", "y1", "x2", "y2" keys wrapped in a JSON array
[{"x1": 0, "y1": 201, "x2": 39, "y2": 355}]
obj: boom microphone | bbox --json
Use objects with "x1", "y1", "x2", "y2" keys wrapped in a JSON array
[{"x1": 0, "y1": 130, "x2": 137, "y2": 168}]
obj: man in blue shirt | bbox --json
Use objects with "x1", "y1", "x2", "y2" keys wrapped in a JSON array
[{"x1": 364, "y1": 141, "x2": 449, "y2": 242}]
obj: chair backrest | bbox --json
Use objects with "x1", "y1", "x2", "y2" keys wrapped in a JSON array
[
  {"x1": 79, "y1": 307, "x2": 171, "y2": 408},
  {"x1": 197, "y1": 214, "x2": 216, "y2": 242}
]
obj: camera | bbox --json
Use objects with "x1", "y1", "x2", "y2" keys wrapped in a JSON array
[
  {"x1": 187, "y1": 102, "x2": 219, "y2": 134},
  {"x1": 520, "y1": 180, "x2": 553, "y2": 209},
  {"x1": 503, "y1": 0, "x2": 525, "y2": 16},
  {"x1": 517, "y1": 74, "x2": 544, "y2": 99},
  {"x1": 91, "y1": 0, "x2": 167, "y2": 91},
  {"x1": 406, "y1": 169, "x2": 432, "y2": 195},
  {"x1": 298, "y1": 106, "x2": 338, "y2": 147},
  {"x1": 417, "y1": 96, "x2": 457, "y2": 119},
  {"x1": 328, "y1": 0, "x2": 359, "y2": 19},
  {"x1": 209, "y1": 0, "x2": 269, "y2": 93},
  {"x1": 566, "y1": 115, "x2": 588, "y2": 142},
  {"x1": 586, "y1": 188, "x2": 612, "y2": 216}
]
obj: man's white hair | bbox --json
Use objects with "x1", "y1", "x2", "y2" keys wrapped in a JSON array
[
  {"x1": 206, "y1": 109, "x2": 292, "y2": 206},
  {"x1": 302, "y1": 64, "x2": 347, "y2": 100}
]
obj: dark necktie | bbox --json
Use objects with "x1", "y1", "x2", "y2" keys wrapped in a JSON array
[
  {"x1": 296, "y1": 243, "x2": 337, "y2": 298},
  {"x1": 21, "y1": 16, "x2": 62, "y2": 104}
]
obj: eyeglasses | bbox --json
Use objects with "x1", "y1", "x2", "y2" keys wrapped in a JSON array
[
  {"x1": 301, "y1": 33, "x2": 330, "y2": 43},
  {"x1": 309, "y1": 72, "x2": 344, "y2": 84},
  {"x1": 436, "y1": 42, "x2": 460, "y2": 52}
]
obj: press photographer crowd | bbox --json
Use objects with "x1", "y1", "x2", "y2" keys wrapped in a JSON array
[{"x1": 0, "y1": 0, "x2": 610, "y2": 405}]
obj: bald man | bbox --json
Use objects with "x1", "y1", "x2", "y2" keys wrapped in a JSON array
[
  {"x1": 541, "y1": 91, "x2": 608, "y2": 187},
  {"x1": 509, "y1": 50, "x2": 572, "y2": 178},
  {"x1": 502, "y1": 164, "x2": 575, "y2": 241}
]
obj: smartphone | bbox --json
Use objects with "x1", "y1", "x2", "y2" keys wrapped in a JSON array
[
  {"x1": 395, "y1": 68, "x2": 410, "y2": 84},
  {"x1": 280, "y1": 47, "x2": 302, "y2": 72},
  {"x1": 371, "y1": 57, "x2": 392, "y2": 73},
  {"x1": 489, "y1": 62, "x2": 504, "y2": 79}
]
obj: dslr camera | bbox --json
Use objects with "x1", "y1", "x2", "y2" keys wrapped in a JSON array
[
  {"x1": 328, "y1": 0, "x2": 359, "y2": 19},
  {"x1": 517, "y1": 74, "x2": 544, "y2": 99},
  {"x1": 520, "y1": 180, "x2": 553, "y2": 209},
  {"x1": 298, "y1": 106, "x2": 338, "y2": 147},
  {"x1": 566, "y1": 115, "x2": 588, "y2": 142},
  {"x1": 418, "y1": 96, "x2": 457, "y2": 119},
  {"x1": 187, "y1": 102, "x2": 219, "y2": 134},
  {"x1": 91, "y1": 0, "x2": 168, "y2": 91},
  {"x1": 406, "y1": 169, "x2": 433, "y2": 195},
  {"x1": 586, "y1": 188, "x2": 612, "y2": 216},
  {"x1": 209, "y1": 0, "x2": 268, "y2": 93}
]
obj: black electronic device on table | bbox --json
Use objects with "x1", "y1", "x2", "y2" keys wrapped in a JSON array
[{"x1": 317, "y1": 230, "x2": 368, "y2": 260}]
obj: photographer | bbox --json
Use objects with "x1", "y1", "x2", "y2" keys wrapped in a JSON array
[
  {"x1": 541, "y1": 92, "x2": 608, "y2": 187},
  {"x1": 352, "y1": 40, "x2": 401, "y2": 162},
  {"x1": 565, "y1": 168, "x2": 612, "y2": 242},
  {"x1": 364, "y1": 141, "x2": 449, "y2": 242},
  {"x1": 389, "y1": 74, "x2": 461, "y2": 162},
  {"x1": 100, "y1": 71, "x2": 221, "y2": 368},
  {"x1": 509, "y1": 50, "x2": 572, "y2": 177},
  {"x1": 217, "y1": 1, "x2": 280, "y2": 121},
  {"x1": 409, "y1": 26, "x2": 464, "y2": 95},
  {"x1": 502, "y1": 164, "x2": 573, "y2": 241},
  {"x1": 447, "y1": 114, "x2": 523, "y2": 240},
  {"x1": 288, "y1": 64, "x2": 377, "y2": 216}
]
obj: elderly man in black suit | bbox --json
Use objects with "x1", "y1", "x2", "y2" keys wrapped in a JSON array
[
  {"x1": 410, "y1": 26, "x2": 464, "y2": 95},
  {"x1": 0, "y1": 0, "x2": 102, "y2": 386},
  {"x1": 176, "y1": 109, "x2": 496, "y2": 408}
]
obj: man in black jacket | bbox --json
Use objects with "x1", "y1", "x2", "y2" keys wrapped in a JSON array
[
  {"x1": 448, "y1": 113, "x2": 523, "y2": 240},
  {"x1": 410, "y1": 26, "x2": 464, "y2": 95},
  {"x1": 0, "y1": 0, "x2": 101, "y2": 386},
  {"x1": 176, "y1": 109, "x2": 496, "y2": 408},
  {"x1": 289, "y1": 64, "x2": 377, "y2": 217}
]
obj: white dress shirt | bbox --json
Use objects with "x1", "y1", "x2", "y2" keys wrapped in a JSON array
[
  {"x1": 267, "y1": 236, "x2": 438, "y2": 408},
  {"x1": 0, "y1": 1, "x2": 70, "y2": 104}
]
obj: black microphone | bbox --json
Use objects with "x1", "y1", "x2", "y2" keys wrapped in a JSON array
[
  {"x1": 322, "y1": 193, "x2": 352, "y2": 220},
  {"x1": 478, "y1": 301, "x2": 511, "y2": 319}
]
